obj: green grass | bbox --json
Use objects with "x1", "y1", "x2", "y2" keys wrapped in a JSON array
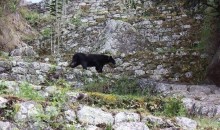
[
  {"x1": 8, "y1": 0, "x2": 18, "y2": 12},
  {"x1": 71, "y1": 16, "x2": 82, "y2": 27},
  {"x1": 17, "y1": 82, "x2": 44, "y2": 101},
  {"x1": 84, "y1": 76, "x2": 150, "y2": 96},
  {"x1": 156, "y1": 97, "x2": 187, "y2": 117},
  {"x1": 20, "y1": 8, "x2": 54, "y2": 27},
  {"x1": 196, "y1": 117, "x2": 220, "y2": 130},
  {"x1": 83, "y1": 91, "x2": 187, "y2": 118},
  {"x1": 41, "y1": 27, "x2": 52, "y2": 38},
  {"x1": 20, "y1": 8, "x2": 40, "y2": 26},
  {"x1": 0, "y1": 81, "x2": 8, "y2": 95}
]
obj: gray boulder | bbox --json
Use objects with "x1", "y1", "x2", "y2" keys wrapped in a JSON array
[
  {"x1": 77, "y1": 106, "x2": 114, "y2": 125},
  {"x1": 0, "y1": 61, "x2": 12, "y2": 71},
  {"x1": 113, "y1": 122, "x2": 149, "y2": 130},
  {"x1": 115, "y1": 112, "x2": 140, "y2": 123},
  {"x1": 0, "y1": 121, "x2": 18, "y2": 130},
  {"x1": 10, "y1": 46, "x2": 37, "y2": 57},
  {"x1": 64, "y1": 109, "x2": 77, "y2": 123},
  {"x1": 14, "y1": 101, "x2": 44, "y2": 122},
  {"x1": 95, "y1": 19, "x2": 148, "y2": 55},
  {"x1": 142, "y1": 115, "x2": 167, "y2": 127},
  {"x1": 0, "y1": 97, "x2": 8, "y2": 108},
  {"x1": 175, "y1": 117, "x2": 197, "y2": 130}
]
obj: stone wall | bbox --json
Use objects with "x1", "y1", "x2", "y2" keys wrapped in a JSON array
[{"x1": 32, "y1": 0, "x2": 207, "y2": 83}]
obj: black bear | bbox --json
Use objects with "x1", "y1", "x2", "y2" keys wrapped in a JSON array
[{"x1": 68, "y1": 53, "x2": 116, "y2": 73}]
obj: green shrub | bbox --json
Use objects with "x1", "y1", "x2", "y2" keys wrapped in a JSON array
[
  {"x1": 17, "y1": 82, "x2": 44, "y2": 101},
  {"x1": 41, "y1": 27, "x2": 52, "y2": 38},
  {"x1": 83, "y1": 77, "x2": 112, "y2": 93},
  {"x1": 84, "y1": 76, "x2": 148, "y2": 96},
  {"x1": 0, "y1": 81, "x2": 8, "y2": 95},
  {"x1": 8, "y1": 0, "x2": 18, "y2": 12},
  {"x1": 113, "y1": 76, "x2": 140, "y2": 95},
  {"x1": 20, "y1": 8, "x2": 40, "y2": 26},
  {"x1": 161, "y1": 97, "x2": 187, "y2": 117},
  {"x1": 47, "y1": 84, "x2": 70, "y2": 109},
  {"x1": 196, "y1": 117, "x2": 220, "y2": 129},
  {"x1": 71, "y1": 16, "x2": 82, "y2": 27},
  {"x1": 83, "y1": 92, "x2": 164, "y2": 111},
  {"x1": 20, "y1": 8, "x2": 54, "y2": 27}
]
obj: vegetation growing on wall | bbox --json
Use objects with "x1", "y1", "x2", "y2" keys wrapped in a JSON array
[{"x1": 0, "y1": 0, "x2": 20, "y2": 15}]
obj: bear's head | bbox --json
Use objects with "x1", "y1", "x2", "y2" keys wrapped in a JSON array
[{"x1": 108, "y1": 56, "x2": 116, "y2": 67}]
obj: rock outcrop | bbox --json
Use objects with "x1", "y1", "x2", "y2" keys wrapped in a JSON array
[{"x1": 94, "y1": 19, "x2": 148, "y2": 55}]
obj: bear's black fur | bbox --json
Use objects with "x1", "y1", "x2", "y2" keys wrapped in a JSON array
[{"x1": 68, "y1": 53, "x2": 116, "y2": 73}]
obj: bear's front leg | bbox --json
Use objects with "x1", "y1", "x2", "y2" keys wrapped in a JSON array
[
  {"x1": 95, "y1": 66, "x2": 103, "y2": 73},
  {"x1": 81, "y1": 62, "x2": 88, "y2": 70}
]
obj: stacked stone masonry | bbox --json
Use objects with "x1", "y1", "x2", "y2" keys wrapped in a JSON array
[{"x1": 34, "y1": 0, "x2": 206, "y2": 83}]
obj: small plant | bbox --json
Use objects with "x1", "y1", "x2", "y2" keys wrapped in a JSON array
[
  {"x1": 84, "y1": 77, "x2": 112, "y2": 93},
  {"x1": 0, "y1": 81, "x2": 8, "y2": 95},
  {"x1": 83, "y1": 92, "x2": 164, "y2": 110},
  {"x1": 0, "y1": 99, "x2": 19, "y2": 121},
  {"x1": 106, "y1": 124, "x2": 113, "y2": 130},
  {"x1": 125, "y1": 0, "x2": 137, "y2": 9},
  {"x1": 64, "y1": 124, "x2": 76, "y2": 130},
  {"x1": 113, "y1": 76, "x2": 140, "y2": 95},
  {"x1": 17, "y1": 82, "x2": 44, "y2": 101},
  {"x1": 71, "y1": 16, "x2": 82, "y2": 27},
  {"x1": 8, "y1": 0, "x2": 19, "y2": 12},
  {"x1": 161, "y1": 97, "x2": 187, "y2": 117},
  {"x1": 55, "y1": 78, "x2": 71, "y2": 88},
  {"x1": 41, "y1": 27, "x2": 52, "y2": 38},
  {"x1": 48, "y1": 85, "x2": 70, "y2": 109},
  {"x1": 196, "y1": 117, "x2": 220, "y2": 129},
  {"x1": 20, "y1": 8, "x2": 40, "y2": 26},
  {"x1": 84, "y1": 76, "x2": 148, "y2": 96}
]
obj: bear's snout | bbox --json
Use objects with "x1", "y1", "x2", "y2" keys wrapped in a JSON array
[{"x1": 68, "y1": 62, "x2": 74, "y2": 67}]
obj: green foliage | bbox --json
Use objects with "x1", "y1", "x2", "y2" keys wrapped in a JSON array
[
  {"x1": 64, "y1": 124, "x2": 76, "y2": 130},
  {"x1": 71, "y1": 16, "x2": 82, "y2": 27},
  {"x1": 0, "y1": 98, "x2": 19, "y2": 121},
  {"x1": 84, "y1": 76, "x2": 148, "y2": 96},
  {"x1": 47, "y1": 81, "x2": 71, "y2": 109},
  {"x1": 106, "y1": 124, "x2": 113, "y2": 130},
  {"x1": 113, "y1": 76, "x2": 141, "y2": 95},
  {"x1": 84, "y1": 92, "x2": 164, "y2": 111},
  {"x1": 20, "y1": 8, "x2": 54, "y2": 27},
  {"x1": 160, "y1": 97, "x2": 187, "y2": 117},
  {"x1": 17, "y1": 82, "x2": 44, "y2": 101},
  {"x1": 125, "y1": 0, "x2": 138, "y2": 9},
  {"x1": 0, "y1": 81, "x2": 8, "y2": 95},
  {"x1": 1, "y1": 105, "x2": 18, "y2": 121},
  {"x1": 41, "y1": 27, "x2": 53, "y2": 38},
  {"x1": 83, "y1": 76, "x2": 112, "y2": 93},
  {"x1": 20, "y1": 8, "x2": 40, "y2": 26},
  {"x1": 8, "y1": 0, "x2": 18, "y2": 12},
  {"x1": 196, "y1": 117, "x2": 220, "y2": 129},
  {"x1": 55, "y1": 78, "x2": 71, "y2": 88},
  {"x1": 84, "y1": 92, "x2": 186, "y2": 117}
]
